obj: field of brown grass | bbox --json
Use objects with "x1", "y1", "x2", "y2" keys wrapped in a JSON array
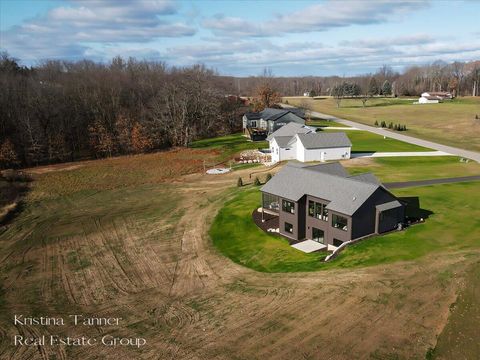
[{"x1": 0, "y1": 149, "x2": 478, "y2": 359}]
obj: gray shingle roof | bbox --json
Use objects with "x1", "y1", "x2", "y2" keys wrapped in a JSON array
[
  {"x1": 272, "y1": 136, "x2": 293, "y2": 148},
  {"x1": 266, "y1": 122, "x2": 311, "y2": 141},
  {"x1": 376, "y1": 200, "x2": 402, "y2": 212},
  {"x1": 348, "y1": 173, "x2": 381, "y2": 185},
  {"x1": 260, "y1": 162, "x2": 380, "y2": 215},
  {"x1": 296, "y1": 132, "x2": 352, "y2": 149}
]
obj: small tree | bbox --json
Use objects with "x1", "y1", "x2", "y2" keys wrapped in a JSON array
[
  {"x1": 388, "y1": 122, "x2": 393, "y2": 129},
  {"x1": 382, "y1": 80, "x2": 392, "y2": 96},
  {"x1": 394, "y1": 124, "x2": 398, "y2": 130},
  {"x1": 368, "y1": 77, "x2": 379, "y2": 96},
  {"x1": 131, "y1": 122, "x2": 153, "y2": 153},
  {"x1": 265, "y1": 173, "x2": 272, "y2": 182},
  {"x1": 331, "y1": 83, "x2": 345, "y2": 108},
  {"x1": 381, "y1": 121, "x2": 387, "y2": 128},
  {"x1": 374, "y1": 120, "x2": 379, "y2": 126},
  {"x1": 254, "y1": 176, "x2": 261, "y2": 186},
  {"x1": 237, "y1": 177, "x2": 243, "y2": 187},
  {"x1": 309, "y1": 89, "x2": 317, "y2": 97}
]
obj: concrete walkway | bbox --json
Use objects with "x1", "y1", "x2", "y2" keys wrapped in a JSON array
[
  {"x1": 351, "y1": 151, "x2": 453, "y2": 158},
  {"x1": 384, "y1": 175, "x2": 480, "y2": 189},
  {"x1": 307, "y1": 110, "x2": 480, "y2": 162},
  {"x1": 320, "y1": 126, "x2": 361, "y2": 130}
]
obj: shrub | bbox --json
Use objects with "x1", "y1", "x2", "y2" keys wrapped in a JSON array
[
  {"x1": 394, "y1": 124, "x2": 398, "y2": 130},
  {"x1": 285, "y1": 100, "x2": 289, "y2": 104},
  {"x1": 388, "y1": 122, "x2": 393, "y2": 129},
  {"x1": 374, "y1": 120, "x2": 379, "y2": 126},
  {"x1": 265, "y1": 173, "x2": 272, "y2": 182},
  {"x1": 254, "y1": 176, "x2": 261, "y2": 186},
  {"x1": 380, "y1": 121, "x2": 387, "y2": 128},
  {"x1": 475, "y1": 114, "x2": 479, "y2": 120},
  {"x1": 237, "y1": 177, "x2": 243, "y2": 187}
]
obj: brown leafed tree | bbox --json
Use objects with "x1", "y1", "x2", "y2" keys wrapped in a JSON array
[
  {"x1": 0, "y1": 139, "x2": 19, "y2": 168},
  {"x1": 131, "y1": 122, "x2": 153, "y2": 153},
  {"x1": 88, "y1": 120, "x2": 114, "y2": 157},
  {"x1": 252, "y1": 84, "x2": 281, "y2": 112}
]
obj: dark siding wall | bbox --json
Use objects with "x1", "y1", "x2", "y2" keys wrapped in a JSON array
[
  {"x1": 297, "y1": 196, "x2": 306, "y2": 240},
  {"x1": 352, "y1": 187, "x2": 401, "y2": 239},
  {"x1": 378, "y1": 206, "x2": 405, "y2": 233}
]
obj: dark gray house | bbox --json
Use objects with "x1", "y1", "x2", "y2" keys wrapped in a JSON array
[
  {"x1": 260, "y1": 162, "x2": 405, "y2": 247},
  {"x1": 243, "y1": 108, "x2": 305, "y2": 140}
]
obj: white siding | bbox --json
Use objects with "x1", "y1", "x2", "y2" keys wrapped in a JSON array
[
  {"x1": 418, "y1": 96, "x2": 439, "y2": 104},
  {"x1": 303, "y1": 146, "x2": 351, "y2": 162},
  {"x1": 270, "y1": 138, "x2": 280, "y2": 163}
]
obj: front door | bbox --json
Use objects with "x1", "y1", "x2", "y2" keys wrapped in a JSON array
[{"x1": 312, "y1": 227, "x2": 324, "y2": 243}]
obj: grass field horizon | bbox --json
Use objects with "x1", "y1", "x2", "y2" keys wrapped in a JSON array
[{"x1": 285, "y1": 96, "x2": 480, "y2": 152}]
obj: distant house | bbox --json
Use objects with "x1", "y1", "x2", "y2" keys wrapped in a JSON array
[
  {"x1": 303, "y1": 91, "x2": 310, "y2": 97},
  {"x1": 417, "y1": 91, "x2": 453, "y2": 104},
  {"x1": 260, "y1": 162, "x2": 405, "y2": 247},
  {"x1": 421, "y1": 91, "x2": 453, "y2": 99},
  {"x1": 267, "y1": 122, "x2": 351, "y2": 163},
  {"x1": 242, "y1": 108, "x2": 305, "y2": 141}
]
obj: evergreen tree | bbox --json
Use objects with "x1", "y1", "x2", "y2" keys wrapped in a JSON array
[
  {"x1": 368, "y1": 77, "x2": 379, "y2": 96},
  {"x1": 382, "y1": 80, "x2": 392, "y2": 96}
]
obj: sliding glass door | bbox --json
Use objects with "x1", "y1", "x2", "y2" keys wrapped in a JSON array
[{"x1": 312, "y1": 228, "x2": 324, "y2": 244}]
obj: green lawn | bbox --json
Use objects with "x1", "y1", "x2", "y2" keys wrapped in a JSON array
[
  {"x1": 190, "y1": 133, "x2": 268, "y2": 162},
  {"x1": 329, "y1": 130, "x2": 432, "y2": 152},
  {"x1": 210, "y1": 181, "x2": 480, "y2": 272},
  {"x1": 284, "y1": 96, "x2": 480, "y2": 152},
  {"x1": 306, "y1": 119, "x2": 349, "y2": 127},
  {"x1": 346, "y1": 156, "x2": 480, "y2": 182}
]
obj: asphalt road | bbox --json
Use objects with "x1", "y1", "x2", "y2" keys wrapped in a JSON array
[
  {"x1": 308, "y1": 110, "x2": 480, "y2": 162},
  {"x1": 384, "y1": 175, "x2": 480, "y2": 189}
]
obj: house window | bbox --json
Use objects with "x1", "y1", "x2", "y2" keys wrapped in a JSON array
[
  {"x1": 308, "y1": 201, "x2": 315, "y2": 217},
  {"x1": 332, "y1": 214, "x2": 348, "y2": 231},
  {"x1": 282, "y1": 200, "x2": 295, "y2": 214},
  {"x1": 308, "y1": 200, "x2": 328, "y2": 221},
  {"x1": 284, "y1": 222, "x2": 293, "y2": 234}
]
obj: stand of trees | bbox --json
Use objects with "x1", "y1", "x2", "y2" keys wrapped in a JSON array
[
  {"x1": 229, "y1": 61, "x2": 480, "y2": 98},
  {"x1": 0, "y1": 53, "x2": 245, "y2": 168}
]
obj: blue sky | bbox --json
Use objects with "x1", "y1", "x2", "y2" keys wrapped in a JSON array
[{"x1": 1, "y1": 0, "x2": 479, "y2": 76}]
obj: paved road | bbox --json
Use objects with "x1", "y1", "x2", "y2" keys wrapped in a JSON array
[
  {"x1": 307, "y1": 110, "x2": 480, "y2": 162},
  {"x1": 351, "y1": 151, "x2": 453, "y2": 158},
  {"x1": 384, "y1": 175, "x2": 480, "y2": 189}
]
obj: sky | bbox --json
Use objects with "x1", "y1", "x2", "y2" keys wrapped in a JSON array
[{"x1": 0, "y1": 0, "x2": 479, "y2": 76}]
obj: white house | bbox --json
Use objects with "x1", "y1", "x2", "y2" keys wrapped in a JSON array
[{"x1": 267, "y1": 122, "x2": 351, "y2": 163}]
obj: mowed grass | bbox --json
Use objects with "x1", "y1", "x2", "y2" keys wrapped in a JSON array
[
  {"x1": 285, "y1": 96, "x2": 480, "y2": 152},
  {"x1": 345, "y1": 156, "x2": 480, "y2": 182},
  {"x1": 429, "y1": 260, "x2": 480, "y2": 359},
  {"x1": 210, "y1": 157, "x2": 480, "y2": 272},
  {"x1": 190, "y1": 133, "x2": 268, "y2": 162},
  {"x1": 211, "y1": 182, "x2": 480, "y2": 272},
  {"x1": 329, "y1": 130, "x2": 432, "y2": 152},
  {"x1": 210, "y1": 186, "x2": 327, "y2": 272}
]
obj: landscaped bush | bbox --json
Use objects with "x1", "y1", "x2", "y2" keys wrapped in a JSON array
[
  {"x1": 237, "y1": 177, "x2": 243, "y2": 187},
  {"x1": 254, "y1": 176, "x2": 261, "y2": 186},
  {"x1": 374, "y1": 120, "x2": 379, "y2": 126}
]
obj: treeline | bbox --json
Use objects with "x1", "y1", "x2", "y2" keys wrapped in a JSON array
[
  {"x1": 0, "y1": 53, "x2": 244, "y2": 168},
  {"x1": 231, "y1": 61, "x2": 480, "y2": 98}
]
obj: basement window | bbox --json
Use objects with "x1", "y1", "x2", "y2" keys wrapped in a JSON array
[{"x1": 284, "y1": 222, "x2": 293, "y2": 234}]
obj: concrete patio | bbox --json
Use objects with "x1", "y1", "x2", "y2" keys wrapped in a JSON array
[{"x1": 291, "y1": 240, "x2": 327, "y2": 253}]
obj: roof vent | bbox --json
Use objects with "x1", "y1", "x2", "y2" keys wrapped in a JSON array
[{"x1": 352, "y1": 196, "x2": 356, "y2": 201}]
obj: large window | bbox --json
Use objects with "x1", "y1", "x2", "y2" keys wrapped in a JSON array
[
  {"x1": 312, "y1": 228, "x2": 324, "y2": 244},
  {"x1": 284, "y1": 222, "x2": 293, "y2": 234},
  {"x1": 332, "y1": 214, "x2": 348, "y2": 231},
  {"x1": 282, "y1": 200, "x2": 295, "y2": 214},
  {"x1": 250, "y1": 120, "x2": 257, "y2": 128},
  {"x1": 308, "y1": 200, "x2": 328, "y2": 221},
  {"x1": 262, "y1": 193, "x2": 279, "y2": 212}
]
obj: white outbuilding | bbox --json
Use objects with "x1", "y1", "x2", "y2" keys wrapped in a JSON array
[{"x1": 267, "y1": 122, "x2": 351, "y2": 163}]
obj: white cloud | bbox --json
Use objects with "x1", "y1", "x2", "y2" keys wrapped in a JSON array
[
  {"x1": 1, "y1": 0, "x2": 195, "y2": 62},
  {"x1": 203, "y1": 0, "x2": 428, "y2": 37}
]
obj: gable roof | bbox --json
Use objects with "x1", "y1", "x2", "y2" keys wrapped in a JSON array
[
  {"x1": 272, "y1": 136, "x2": 294, "y2": 148},
  {"x1": 295, "y1": 132, "x2": 352, "y2": 149},
  {"x1": 266, "y1": 122, "x2": 312, "y2": 141},
  {"x1": 261, "y1": 162, "x2": 381, "y2": 215},
  {"x1": 245, "y1": 108, "x2": 306, "y2": 123}
]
